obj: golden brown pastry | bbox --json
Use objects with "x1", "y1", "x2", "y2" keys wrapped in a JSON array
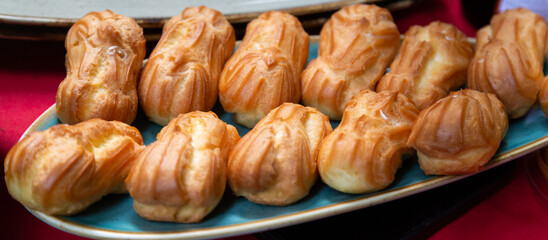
[
  {"x1": 56, "y1": 10, "x2": 146, "y2": 125},
  {"x1": 218, "y1": 11, "x2": 309, "y2": 128},
  {"x1": 317, "y1": 90, "x2": 419, "y2": 194},
  {"x1": 376, "y1": 21, "x2": 473, "y2": 110},
  {"x1": 227, "y1": 103, "x2": 332, "y2": 205},
  {"x1": 467, "y1": 8, "x2": 548, "y2": 119},
  {"x1": 139, "y1": 6, "x2": 235, "y2": 126},
  {"x1": 539, "y1": 75, "x2": 548, "y2": 116},
  {"x1": 301, "y1": 4, "x2": 400, "y2": 120},
  {"x1": 478, "y1": 8, "x2": 548, "y2": 64},
  {"x1": 468, "y1": 40, "x2": 543, "y2": 118},
  {"x1": 126, "y1": 111, "x2": 239, "y2": 223},
  {"x1": 4, "y1": 119, "x2": 144, "y2": 215},
  {"x1": 408, "y1": 89, "x2": 508, "y2": 175}
]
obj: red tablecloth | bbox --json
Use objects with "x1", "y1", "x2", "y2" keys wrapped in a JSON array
[{"x1": 1, "y1": 0, "x2": 548, "y2": 239}]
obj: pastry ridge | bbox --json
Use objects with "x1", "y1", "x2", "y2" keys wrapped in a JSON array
[
  {"x1": 317, "y1": 90, "x2": 419, "y2": 193},
  {"x1": 301, "y1": 4, "x2": 400, "y2": 119},
  {"x1": 126, "y1": 111, "x2": 240, "y2": 223},
  {"x1": 219, "y1": 11, "x2": 309, "y2": 128},
  {"x1": 56, "y1": 10, "x2": 146, "y2": 124},
  {"x1": 227, "y1": 103, "x2": 332, "y2": 205},
  {"x1": 376, "y1": 21, "x2": 473, "y2": 110},
  {"x1": 408, "y1": 89, "x2": 508, "y2": 175},
  {"x1": 139, "y1": 6, "x2": 236, "y2": 126},
  {"x1": 4, "y1": 119, "x2": 144, "y2": 215}
]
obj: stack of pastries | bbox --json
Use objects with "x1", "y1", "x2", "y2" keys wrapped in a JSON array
[{"x1": 4, "y1": 4, "x2": 547, "y2": 224}]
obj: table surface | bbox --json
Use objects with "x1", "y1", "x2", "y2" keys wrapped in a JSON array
[{"x1": 1, "y1": 0, "x2": 548, "y2": 239}]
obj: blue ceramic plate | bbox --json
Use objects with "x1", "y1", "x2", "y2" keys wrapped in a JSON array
[{"x1": 24, "y1": 36, "x2": 548, "y2": 239}]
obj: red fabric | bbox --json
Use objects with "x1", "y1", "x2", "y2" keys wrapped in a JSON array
[
  {"x1": 430, "y1": 156, "x2": 548, "y2": 240},
  {"x1": 1, "y1": 0, "x2": 547, "y2": 239}
]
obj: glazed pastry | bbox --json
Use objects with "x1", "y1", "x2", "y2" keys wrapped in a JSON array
[
  {"x1": 301, "y1": 4, "x2": 400, "y2": 119},
  {"x1": 318, "y1": 90, "x2": 419, "y2": 194},
  {"x1": 4, "y1": 119, "x2": 144, "y2": 215},
  {"x1": 218, "y1": 11, "x2": 309, "y2": 128},
  {"x1": 139, "y1": 6, "x2": 235, "y2": 126},
  {"x1": 477, "y1": 8, "x2": 548, "y2": 65},
  {"x1": 539, "y1": 75, "x2": 548, "y2": 116},
  {"x1": 376, "y1": 21, "x2": 473, "y2": 110},
  {"x1": 467, "y1": 8, "x2": 547, "y2": 119},
  {"x1": 408, "y1": 89, "x2": 508, "y2": 175},
  {"x1": 56, "y1": 10, "x2": 146, "y2": 125},
  {"x1": 468, "y1": 40, "x2": 543, "y2": 118},
  {"x1": 126, "y1": 111, "x2": 239, "y2": 223},
  {"x1": 227, "y1": 103, "x2": 332, "y2": 205}
]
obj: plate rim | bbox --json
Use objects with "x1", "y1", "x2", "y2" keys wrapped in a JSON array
[
  {"x1": 24, "y1": 103, "x2": 548, "y2": 240},
  {"x1": 0, "y1": 0, "x2": 381, "y2": 28}
]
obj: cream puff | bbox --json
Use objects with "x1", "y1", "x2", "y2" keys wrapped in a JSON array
[
  {"x1": 126, "y1": 111, "x2": 239, "y2": 223},
  {"x1": 301, "y1": 4, "x2": 400, "y2": 119},
  {"x1": 139, "y1": 6, "x2": 235, "y2": 126},
  {"x1": 227, "y1": 103, "x2": 332, "y2": 205},
  {"x1": 56, "y1": 10, "x2": 146, "y2": 124},
  {"x1": 218, "y1": 11, "x2": 309, "y2": 128},
  {"x1": 317, "y1": 90, "x2": 419, "y2": 193}
]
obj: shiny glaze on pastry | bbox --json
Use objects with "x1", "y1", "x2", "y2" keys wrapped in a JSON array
[
  {"x1": 467, "y1": 8, "x2": 547, "y2": 119},
  {"x1": 4, "y1": 119, "x2": 144, "y2": 215},
  {"x1": 139, "y1": 6, "x2": 235, "y2": 126},
  {"x1": 317, "y1": 90, "x2": 419, "y2": 194},
  {"x1": 408, "y1": 89, "x2": 508, "y2": 175},
  {"x1": 56, "y1": 10, "x2": 146, "y2": 124},
  {"x1": 477, "y1": 8, "x2": 548, "y2": 64},
  {"x1": 376, "y1": 21, "x2": 473, "y2": 110},
  {"x1": 301, "y1": 4, "x2": 400, "y2": 119},
  {"x1": 218, "y1": 11, "x2": 309, "y2": 128},
  {"x1": 227, "y1": 103, "x2": 332, "y2": 205},
  {"x1": 126, "y1": 111, "x2": 239, "y2": 223},
  {"x1": 468, "y1": 40, "x2": 543, "y2": 118}
]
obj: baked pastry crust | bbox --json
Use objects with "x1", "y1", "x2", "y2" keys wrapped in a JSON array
[
  {"x1": 218, "y1": 11, "x2": 309, "y2": 128},
  {"x1": 539, "y1": 75, "x2": 548, "y2": 116},
  {"x1": 301, "y1": 4, "x2": 400, "y2": 119},
  {"x1": 126, "y1": 111, "x2": 239, "y2": 223},
  {"x1": 56, "y1": 10, "x2": 146, "y2": 125},
  {"x1": 468, "y1": 40, "x2": 543, "y2": 118},
  {"x1": 480, "y1": 8, "x2": 548, "y2": 65},
  {"x1": 4, "y1": 119, "x2": 144, "y2": 215},
  {"x1": 227, "y1": 103, "x2": 332, "y2": 205},
  {"x1": 139, "y1": 6, "x2": 235, "y2": 126},
  {"x1": 317, "y1": 90, "x2": 419, "y2": 194},
  {"x1": 376, "y1": 21, "x2": 473, "y2": 110},
  {"x1": 408, "y1": 89, "x2": 508, "y2": 175},
  {"x1": 467, "y1": 8, "x2": 547, "y2": 119}
]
